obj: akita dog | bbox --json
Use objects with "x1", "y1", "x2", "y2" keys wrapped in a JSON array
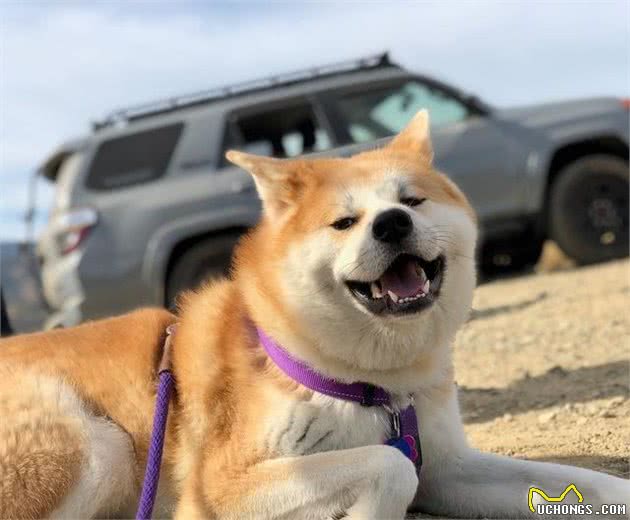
[{"x1": 1, "y1": 111, "x2": 628, "y2": 519}]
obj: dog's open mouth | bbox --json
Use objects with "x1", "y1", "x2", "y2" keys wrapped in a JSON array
[{"x1": 345, "y1": 253, "x2": 445, "y2": 316}]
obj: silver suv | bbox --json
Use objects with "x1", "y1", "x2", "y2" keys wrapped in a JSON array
[{"x1": 36, "y1": 53, "x2": 629, "y2": 328}]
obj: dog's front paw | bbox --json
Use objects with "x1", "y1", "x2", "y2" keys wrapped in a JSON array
[
  {"x1": 573, "y1": 475, "x2": 630, "y2": 519},
  {"x1": 346, "y1": 445, "x2": 418, "y2": 519}
]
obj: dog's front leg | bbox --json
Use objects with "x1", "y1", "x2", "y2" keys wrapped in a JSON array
[
  {"x1": 411, "y1": 388, "x2": 630, "y2": 518},
  {"x1": 177, "y1": 444, "x2": 417, "y2": 520},
  {"x1": 416, "y1": 448, "x2": 630, "y2": 518}
]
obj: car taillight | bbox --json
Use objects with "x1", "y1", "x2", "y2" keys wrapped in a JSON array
[
  {"x1": 621, "y1": 98, "x2": 630, "y2": 110},
  {"x1": 56, "y1": 207, "x2": 98, "y2": 255}
]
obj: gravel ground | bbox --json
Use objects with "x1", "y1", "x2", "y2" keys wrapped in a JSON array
[
  {"x1": 409, "y1": 255, "x2": 629, "y2": 518},
  {"x1": 459, "y1": 257, "x2": 629, "y2": 477}
]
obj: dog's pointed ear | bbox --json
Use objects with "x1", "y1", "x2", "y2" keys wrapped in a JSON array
[
  {"x1": 225, "y1": 150, "x2": 301, "y2": 218},
  {"x1": 387, "y1": 109, "x2": 433, "y2": 162}
]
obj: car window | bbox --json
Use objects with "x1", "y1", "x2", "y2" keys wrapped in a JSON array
[
  {"x1": 224, "y1": 102, "x2": 332, "y2": 162},
  {"x1": 335, "y1": 80, "x2": 469, "y2": 144},
  {"x1": 86, "y1": 123, "x2": 183, "y2": 190}
]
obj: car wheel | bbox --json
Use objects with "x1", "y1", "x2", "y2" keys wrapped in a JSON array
[
  {"x1": 549, "y1": 155, "x2": 628, "y2": 265},
  {"x1": 165, "y1": 234, "x2": 242, "y2": 308},
  {"x1": 1, "y1": 289, "x2": 13, "y2": 336}
]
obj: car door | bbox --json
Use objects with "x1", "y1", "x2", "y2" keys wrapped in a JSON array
[{"x1": 323, "y1": 78, "x2": 522, "y2": 222}]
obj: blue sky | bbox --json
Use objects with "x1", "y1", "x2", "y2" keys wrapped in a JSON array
[{"x1": 1, "y1": 0, "x2": 628, "y2": 241}]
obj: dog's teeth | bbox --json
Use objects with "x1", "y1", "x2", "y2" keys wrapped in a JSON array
[
  {"x1": 371, "y1": 282, "x2": 383, "y2": 299},
  {"x1": 416, "y1": 265, "x2": 427, "y2": 281},
  {"x1": 387, "y1": 290, "x2": 399, "y2": 303},
  {"x1": 422, "y1": 279, "x2": 430, "y2": 293}
]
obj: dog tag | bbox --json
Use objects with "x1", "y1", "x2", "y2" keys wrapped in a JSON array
[{"x1": 385, "y1": 408, "x2": 422, "y2": 466}]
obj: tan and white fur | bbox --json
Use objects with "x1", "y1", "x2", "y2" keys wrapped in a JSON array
[{"x1": 1, "y1": 110, "x2": 627, "y2": 519}]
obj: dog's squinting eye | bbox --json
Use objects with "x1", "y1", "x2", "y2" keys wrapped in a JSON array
[
  {"x1": 331, "y1": 217, "x2": 357, "y2": 231},
  {"x1": 401, "y1": 197, "x2": 427, "y2": 208}
]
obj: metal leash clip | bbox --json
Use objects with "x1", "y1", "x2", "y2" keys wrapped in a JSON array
[{"x1": 383, "y1": 403, "x2": 401, "y2": 438}]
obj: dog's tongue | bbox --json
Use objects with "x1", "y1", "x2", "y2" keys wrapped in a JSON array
[{"x1": 379, "y1": 258, "x2": 425, "y2": 298}]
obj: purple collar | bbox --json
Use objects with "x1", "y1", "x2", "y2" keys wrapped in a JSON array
[
  {"x1": 257, "y1": 327, "x2": 391, "y2": 406},
  {"x1": 256, "y1": 327, "x2": 422, "y2": 466}
]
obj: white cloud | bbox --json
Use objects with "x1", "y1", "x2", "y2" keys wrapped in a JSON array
[{"x1": 1, "y1": 1, "x2": 628, "y2": 239}]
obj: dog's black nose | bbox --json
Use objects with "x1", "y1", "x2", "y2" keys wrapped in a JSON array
[{"x1": 372, "y1": 209, "x2": 413, "y2": 244}]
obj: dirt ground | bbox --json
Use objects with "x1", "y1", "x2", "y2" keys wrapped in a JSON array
[
  {"x1": 458, "y1": 256, "x2": 629, "y2": 479},
  {"x1": 408, "y1": 250, "x2": 629, "y2": 518}
]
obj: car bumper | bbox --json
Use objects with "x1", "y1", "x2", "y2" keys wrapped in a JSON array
[
  {"x1": 40, "y1": 231, "x2": 160, "y2": 327},
  {"x1": 41, "y1": 258, "x2": 155, "y2": 327},
  {"x1": 43, "y1": 306, "x2": 83, "y2": 329},
  {"x1": 41, "y1": 250, "x2": 85, "y2": 328}
]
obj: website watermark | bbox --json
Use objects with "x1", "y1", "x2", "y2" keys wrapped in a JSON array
[{"x1": 528, "y1": 484, "x2": 627, "y2": 516}]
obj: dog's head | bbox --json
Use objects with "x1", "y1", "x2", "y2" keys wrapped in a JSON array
[{"x1": 228, "y1": 110, "x2": 477, "y2": 377}]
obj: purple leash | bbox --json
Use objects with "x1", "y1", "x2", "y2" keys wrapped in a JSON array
[{"x1": 136, "y1": 325, "x2": 176, "y2": 520}]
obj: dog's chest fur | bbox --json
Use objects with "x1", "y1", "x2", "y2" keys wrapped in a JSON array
[{"x1": 262, "y1": 392, "x2": 394, "y2": 457}]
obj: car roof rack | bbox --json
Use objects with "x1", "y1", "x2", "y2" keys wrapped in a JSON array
[{"x1": 92, "y1": 52, "x2": 397, "y2": 131}]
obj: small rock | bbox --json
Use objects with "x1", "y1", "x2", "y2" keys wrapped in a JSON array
[
  {"x1": 538, "y1": 411, "x2": 557, "y2": 424},
  {"x1": 503, "y1": 413, "x2": 514, "y2": 422},
  {"x1": 584, "y1": 403, "x2": 601, "y2": 416},
  {"x1": 520, "y1": 335, "x2": 535, "y2": 345},
  {"x1": 599, "y1": 410, "x2": 617, "y2": 418},
  {"x1": 548, "y1": 365, "x2": 567, "y2": 376},
  {"x1": 576, "y1": 417, "x2": 588, "y2": 426},
  {"x1": 608, "y1": 396, "x2": 625, "y2": 407},
  {"x1": 556, "y1": 320, "x2": 571, "y2": 331}
]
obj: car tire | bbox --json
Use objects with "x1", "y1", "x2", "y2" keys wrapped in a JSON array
[
  {"x1": 165, "y1": 233, "x2": 242, "y2": 308},
  {"x1": 548, "y1": 155, "x2": 628, "y2": 265},
  {"x1": 1, "y1": 289, "x2": 13, "y2": 337}
]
